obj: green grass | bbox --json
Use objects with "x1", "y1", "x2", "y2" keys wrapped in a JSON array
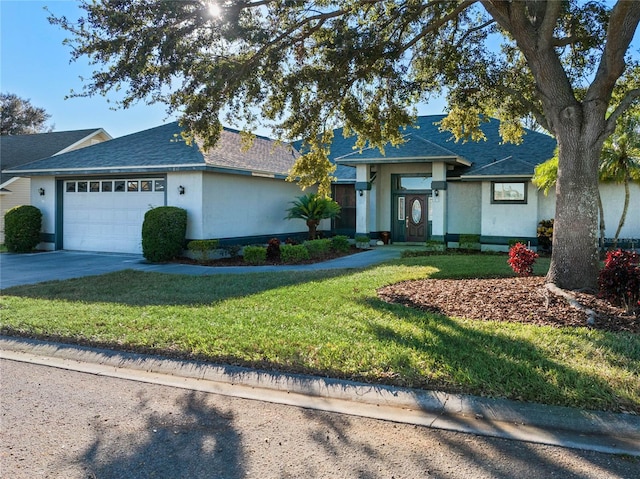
[{"x1": 1, "y1": 254, "x2": 638, "y2": 413}]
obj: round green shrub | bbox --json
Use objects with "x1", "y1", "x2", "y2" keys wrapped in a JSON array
[
  {"x1": 141, "y1": 206, "x2": 187, "y2": 262},
  {"x1": 4, "y1": 205, "x2": 42, "y2": 253}
]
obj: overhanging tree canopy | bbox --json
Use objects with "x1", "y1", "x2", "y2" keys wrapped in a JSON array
[{"x1": 49, "y1": 1, "x2": 640, "y2": 291}]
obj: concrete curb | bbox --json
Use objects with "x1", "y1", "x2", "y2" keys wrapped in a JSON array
[{"x1": 1, "y1": 336, "x2": 639, "y2": 456}]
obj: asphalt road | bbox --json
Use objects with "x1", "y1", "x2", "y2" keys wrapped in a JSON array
[{"x1": 2, "y1": 359, "x2": 638, "y2": 479}]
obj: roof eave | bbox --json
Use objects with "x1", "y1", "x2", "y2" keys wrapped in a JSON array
[{"x1": 335, "y1": 156, "x2": 471, "y2": 167}]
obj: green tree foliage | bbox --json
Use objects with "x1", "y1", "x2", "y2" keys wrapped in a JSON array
[
  {"x1": 1, "y1": 93, "x2": 52, "y2": 135},
  {"x1": 285, "y1": 193, "x2": 341, "y2": 239},
  {"x1": 49, "y1": 1, "x2": 640, "y2": 290}
]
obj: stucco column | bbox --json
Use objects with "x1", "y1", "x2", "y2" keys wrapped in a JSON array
[
  {"x1": 355, "y1": 164, "x2": 371, "y2": 235},
  {"x1": 431, "y1": 162, "x2": 447, "y2": 241}
]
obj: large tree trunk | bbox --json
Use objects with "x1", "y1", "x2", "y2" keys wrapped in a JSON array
[
  {"x1": 546, "y1": 121, "x2": 602, "y2": 292},
  {"x1": 597, "y1": 192, "x2": 606, "y2": 254}
]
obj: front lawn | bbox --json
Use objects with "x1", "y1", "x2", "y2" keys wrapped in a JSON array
[{"x1": 1, "y1": 254, "x2": 638, "y2": 413}]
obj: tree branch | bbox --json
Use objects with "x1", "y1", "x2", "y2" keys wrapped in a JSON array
[
  {"x1": 603, "y1": 88, "x2": 640, "y2": 138},
  {"x1": 400, "y1": 0, "x2": 477, "y2": 53},
  {"x1": 586, "y1": 1, "x2": 640, "y2": 105}
]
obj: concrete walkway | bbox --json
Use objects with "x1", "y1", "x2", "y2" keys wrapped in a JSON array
[{"x1": 0, "y1": 246, "x2": 404, "y2": 289}]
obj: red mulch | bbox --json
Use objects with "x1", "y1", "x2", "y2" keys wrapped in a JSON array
[{"x1": 377, "y1": 276, "x2": 639, "y2": 333}]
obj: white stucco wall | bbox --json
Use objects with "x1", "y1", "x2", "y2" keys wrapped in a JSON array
[
  {"x1": 167, "y1": 171, "x2": 205, "y2": 239},
  {"x1": 599, "y1": 182, "x2": 640, "y2": 239},
  {"x1": 200, "y1": 172, "x2": 310, "y2": 240},
  {"x1": 534, "y1": 183, "x2": 640, "y2": 240},
  {"x1": 480, "y1": 181, "x2": 539, "y2": 238},
  {"x1": 31, "y1": 176, "x2": 56, "y2": 250},
  {"x1": 447, "y1": 182, "x2": 481, "y2": 235}
]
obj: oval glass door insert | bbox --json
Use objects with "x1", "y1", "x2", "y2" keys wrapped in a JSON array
[{"x1": 411, "y1": 199, "x2": 422, "y2": 224}]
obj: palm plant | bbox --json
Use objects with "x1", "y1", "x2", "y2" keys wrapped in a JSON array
[
  {"x1": 599, "y1": 114, "x2": 640, "y2": 248},
  {"x1": 285, "y1": 193, "x2": 341, "y2": 239}
]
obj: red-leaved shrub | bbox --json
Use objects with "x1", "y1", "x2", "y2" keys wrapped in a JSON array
[
  {"x1": 598, "y1": 249, "x2": 640, "y2": 314},
  {"x1": 266, "y1": 237, "x2": 281, "y2": 260},
  {"x1": 508, "y1": 243, "x2": 539, "y2": 277}
]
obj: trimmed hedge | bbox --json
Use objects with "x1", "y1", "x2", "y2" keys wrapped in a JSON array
[
  {"x1": 281, "y1": 244, "x2": 310, "y2": 263},
  {"x1": 243, "y1": 246, "x2": 267, "y2": 264},
  {"x1": 187, "y1": 239, "x2": 220, "y2": 263},
  {"x1": 330, "y1": 235, "x2": 351, "y2": 253},
  {"x1": 304, "y1": 238, "x2": 331, "y2": 259},
  {"x1": 141, "y1": 206, "x2": 187, "y2": 262},
  {"x1": 4, "y1": 205, "x2": 42, "y2": 253}
]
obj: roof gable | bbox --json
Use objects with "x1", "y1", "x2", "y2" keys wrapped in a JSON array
[{"x1": 0, "y1": 128, "x2": 108, "y2": 184}]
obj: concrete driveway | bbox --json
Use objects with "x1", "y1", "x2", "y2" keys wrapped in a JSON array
[{"x1": 0, "y1": 247, "x2": 403, "y2": 289}]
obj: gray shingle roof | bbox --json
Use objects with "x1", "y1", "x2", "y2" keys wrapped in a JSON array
[
  {"x1": 6, "y1": 122, "x2": 298, "y2": 177},
  {"x1": 0, "y1": 128, "x2": 104, "y2": 184},
  {"x1": 329, "y1": 115, "x2": 557, "y2": 180},
  {"x1": 199, "y1": 128, "x2": 298, "y2": 175}
]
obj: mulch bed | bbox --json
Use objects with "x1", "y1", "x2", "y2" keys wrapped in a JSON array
[
  {"x1": 172, "y1": 246, "x2": 361, "y2": 267},
  {"x1": 377, "y1": 276, "x2": 639, "y2": 333}
]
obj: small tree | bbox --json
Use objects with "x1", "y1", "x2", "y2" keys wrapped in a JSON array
[
  {"x1": 285, "y1": 193, "x2": 341, "y2": 240},
  {"x1": 4, "y1": 205, "x2": 42, "y2": 253}
]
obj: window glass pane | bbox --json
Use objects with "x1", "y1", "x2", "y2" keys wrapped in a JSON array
[
  {"x1": 101, "y1": 181, "x2": 113, "y2": 192},
  {"x1": 411, "y1": 199, "x2": 422, "y2": 224},
  {"x1": 141, "y1": 180, "x2": 152, "y2": 191},
  {"x1": 114, "y1": 181, "x2": 126, "y2": 192},
  {"x1": 154, "y1": 180, "x2": 165, "y2": 192},
  {"x1": 90, "y1": 181, "x2": 100, "y2": 192},
  {"x1": 398, "y1": 197, "x2": 405, "y2": 221},
  {"x1": 493, "y1": 182, "x2": 526, "y2": 201},
  {"x1": 400, "y1": 177, "x2": 432, "y2": 190},
  {"x1": 66, "y1": 182, "x2": 76, "y2": 193},
  {"x1": 77, "y1": 181, "x2": 88, "y2": 192},
  {"x1": 127, "y1": 181, "x2": 139, "y2": 192}
]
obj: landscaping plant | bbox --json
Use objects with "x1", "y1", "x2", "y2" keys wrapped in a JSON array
[
  {"x1": 330, "y1": 235, "x2": 351, "y2": 253},
  {"x1": 280, "y1": 244, "x2": 310, "y2": 263},
  {"x1": 285, "y1": 193, "x2": 341, "y2": 240},
  {"x1": 187, "y1": 239, "x2": 219, "y2": 263},
  {"x1": 304, "y1": 238, "x2": 332, "y2": 259},
  {"x1": 598, "y1": 249, "x2": 640, "y2": 314},
  {"x1": 266, "y1": 238, "x2": 281, "y2": 261},
  {"x1": 508, "y1": 242, "x2": 539, "y2": 277},
  {"x1": 141, "y1": 206, "x2": 187, "y2": 262},
  {"x1": 537, "y1": 219, "x2": 554, "y2": 253},
  {"x1": 4, "y1": 205, "x2": 42, "y2": 253},
  {"x1": 242, "y1": 246, "x2": 267, "y2": 265}
]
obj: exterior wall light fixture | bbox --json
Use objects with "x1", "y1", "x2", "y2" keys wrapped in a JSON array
[
  {"x1": 39, "y1": 188, "x2": 45, "y2": 196},
  {"x1": 178, "y1": 185, "x2": 185, "y2": 195}
]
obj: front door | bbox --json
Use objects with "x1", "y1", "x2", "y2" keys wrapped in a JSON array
[
  {"x1": 406, "y1": 194, "x2": 426, "y2": 242},
  {"x1": 394, "y1": 194, "x2": 428, "y2": 242}
]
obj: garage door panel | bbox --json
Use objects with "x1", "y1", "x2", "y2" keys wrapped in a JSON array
[{"x1": 63, "y1": 179, "x2": 166, "y2": 254}]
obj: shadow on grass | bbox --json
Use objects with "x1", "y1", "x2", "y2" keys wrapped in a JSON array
[
  {"x1": 79, "y1": 391, "x2": 244, "y2": 479},
  {"x1": 361, "y1": 297, "x2": 638, "y2": 413},
  {"x1": 0, "y1": 268, "x2": 354, "y2": 306}
]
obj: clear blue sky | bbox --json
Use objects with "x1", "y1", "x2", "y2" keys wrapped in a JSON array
[{"x1": 1, "y1": 1, "x2": 636, "y2": 140}]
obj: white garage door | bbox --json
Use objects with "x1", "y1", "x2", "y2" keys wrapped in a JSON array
[{"x1": 63, "y1": 178, "x2": 166, "y2": 254}]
